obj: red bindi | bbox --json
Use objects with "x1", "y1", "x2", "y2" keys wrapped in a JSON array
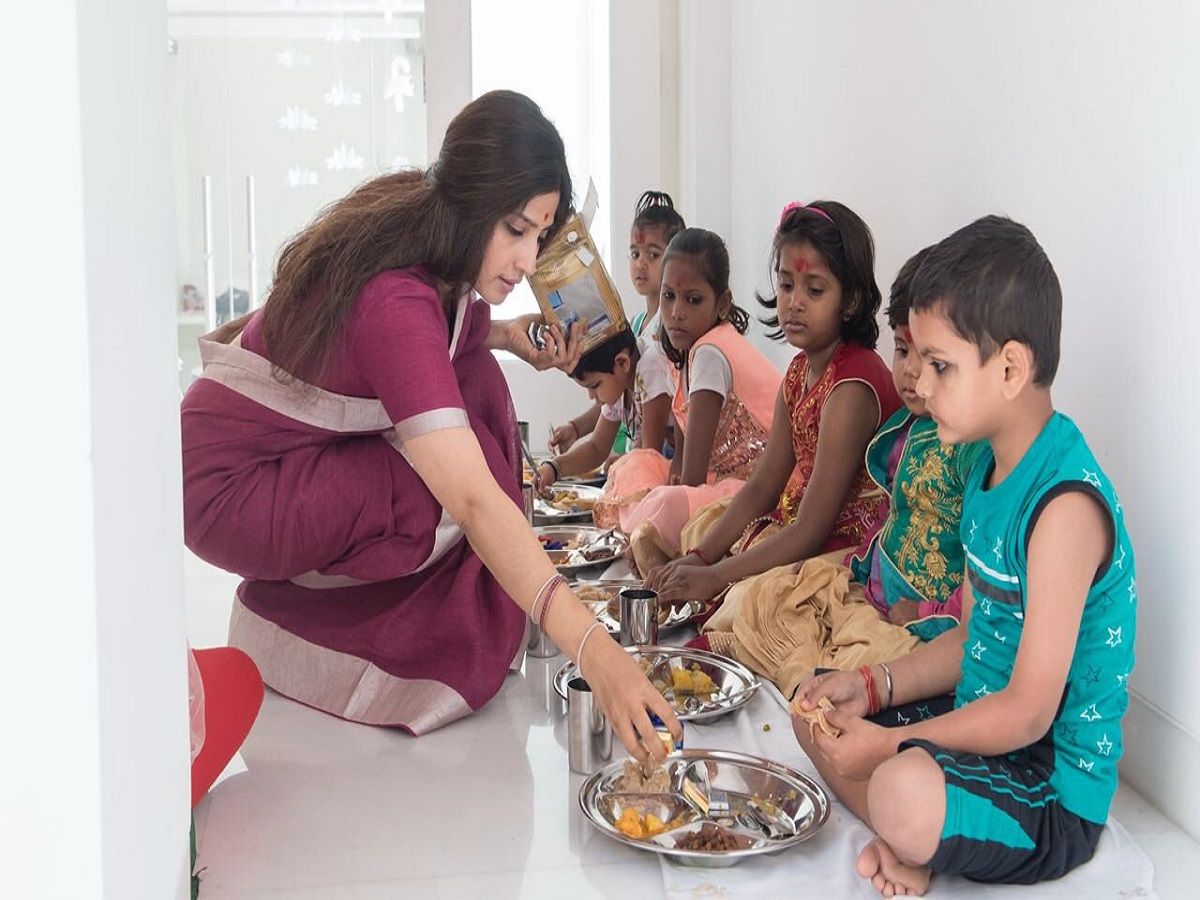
[
  {"x1": 792, "y1": 258, "x2": 811, "y2": 274},
  {"x1": 898, "y1": 326, "x2": 914, "y2": 343},
  {"x1": 634, "y1": 227, "x2": 645, "y2": 244}
]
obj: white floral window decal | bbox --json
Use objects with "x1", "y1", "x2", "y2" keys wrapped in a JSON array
[
  {"x1": 274, "y1": 48, "x2": 314, "y2": 69},
  {"x1": 324, "y1": 80, "x2": 363, "y2": 108},
  {"x1": 325, "y1": 21, "x2": 363, "y2": 43},
  {"x1": 383, "y1": 55, "x2": 415, "y2": 113},
  {"x1": 286, "y1": 167, "x2": 319, "y2": 188},
  {"x1": 278, "y1": 107, "x2": 319, "y2": 131},
  {"x1": 326, "y1": 143, "x2": 365, "y2": 171}
]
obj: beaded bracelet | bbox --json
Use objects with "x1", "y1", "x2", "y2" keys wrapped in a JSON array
[
  {"x1": 575, "y1": 621, "x2": 606, "y2": 678},
  {"x1": 878, "y1": 661, "x2": 894, "y2": 711},
  {"x1": 537, "y1": 575, "x2": 566, "y2": 630}
]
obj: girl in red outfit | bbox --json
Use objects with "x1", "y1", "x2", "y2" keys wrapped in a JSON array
[{"x1": 649, "y1": 201, "x2": 901, "y2": 603}]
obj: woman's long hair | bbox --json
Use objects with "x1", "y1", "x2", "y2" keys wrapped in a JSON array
[{"x1": 262, "y1": 90, "x2": 573, "y2": 380}]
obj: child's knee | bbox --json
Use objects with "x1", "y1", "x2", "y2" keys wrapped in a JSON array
[{"x1": 867, "y1": 748, "x2": 945, "y2": 864}]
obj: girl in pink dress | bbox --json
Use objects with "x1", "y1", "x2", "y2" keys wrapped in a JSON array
[
  {"x1": 648, "y1": 201, "x2": 901, "y2": 603},
  {"x1": 598, "y1": 228, "x2": 782, "y2": 573},
  {"x1": 181, "y1": 91, "x2": 679, "y2": 756}
]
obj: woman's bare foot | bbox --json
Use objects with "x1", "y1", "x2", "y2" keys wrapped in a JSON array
[{"x1": 856, "y1": 837, "x2": 931, "y2": 897}]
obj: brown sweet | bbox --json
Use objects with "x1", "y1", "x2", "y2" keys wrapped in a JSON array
[{"x1": 675, "y1": 822, "x2": 746, "y2": 852}]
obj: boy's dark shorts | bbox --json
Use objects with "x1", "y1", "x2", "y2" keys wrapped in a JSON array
[{"x1": 899, "y1": 738, "x2": 1104, "y2": 884}]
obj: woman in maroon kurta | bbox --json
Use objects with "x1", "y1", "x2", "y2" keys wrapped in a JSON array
[{"x1": 181, "y1": 90, "x2": 678, "y2": 753}]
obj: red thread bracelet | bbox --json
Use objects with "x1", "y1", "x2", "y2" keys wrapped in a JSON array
[
  {"x1": 690, "y1": 547, "x2": 711, "y2": 565},
  {"x1": 860, "y1": 665, "x2": 879, "y2": 716}
]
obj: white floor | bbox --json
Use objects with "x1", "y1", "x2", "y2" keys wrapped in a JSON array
[{"x1": 187, "y1": 552, "x2": 1199, "y2": 898}]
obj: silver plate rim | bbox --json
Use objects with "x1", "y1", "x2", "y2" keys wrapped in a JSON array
[
  {"x1": 534, "y1": 524, "x2": 626, "y2": 574},
  {"x1": 553, "y1": 645, "x2": 760, "y2": 722},
  {"x1": 570, "y1": 580, "x2": 704, "y2": 636},
  {"x1": 533, "y1": 483, "x2": 604, "y2": 523},
  {"x1": 578, "y1": 748, "x2": 831, "y2": 865}
]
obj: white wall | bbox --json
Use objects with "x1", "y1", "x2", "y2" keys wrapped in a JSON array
[
  {"x1": 609, "y1": 0, "x2": 679, "y2": 317},
  {"x1": 690, "y1": 0, "x2": 1200, "y2": 837},
  {"x1": 0, "y1": 1, "x2": 190, "y2": 897},
  {"x1": 505, "y1": 0, "x2": 681, "y2": 444}
]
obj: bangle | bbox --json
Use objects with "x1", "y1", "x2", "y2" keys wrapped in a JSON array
[
  {"x1": 530, "y1": 573, "x2": 560, "y2": 623},
  {"x1": 575, "y1": 621, "x2": 606, "y2": 678},
  {"x1": 537, "y1": 576, "x2": 566, "y2": 630},
  {"x1": 878, "y1": 662, "x2": 894, "y2": 711},
  {"x1": 542, "y1": 458, "x2": 560, "y2": 483},
  {"x1": 568, "y1": 420, "x2": 580, "y2": 440},
  {"x1": 860, "y1": 665, "x2": 879, "y2": 716},
  {"x1": 689, "y1": 547, "x2": 711, "y2": 566}
]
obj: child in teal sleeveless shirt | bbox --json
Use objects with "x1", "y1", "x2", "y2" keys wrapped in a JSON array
[{"x1": 792, "y1": 216, "x2": 1135, "y2": 895}]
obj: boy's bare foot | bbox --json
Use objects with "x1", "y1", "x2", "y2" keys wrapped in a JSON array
[{"x1": 856, "y1": 837, "x2": 931, "y2": 897}]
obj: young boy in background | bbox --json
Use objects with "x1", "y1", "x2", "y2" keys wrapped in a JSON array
[{"x1": 535, "y1": 327, "x2": 673, "y2": 491}]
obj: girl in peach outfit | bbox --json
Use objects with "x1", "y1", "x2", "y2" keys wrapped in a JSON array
[{"x1": 596, "y1": 228, "x2": 781, "y2": 572}]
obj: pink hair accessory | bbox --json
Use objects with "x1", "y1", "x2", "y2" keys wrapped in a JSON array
[{"x1": 779, "y1": 201, "x2": 834, "y2": 226}]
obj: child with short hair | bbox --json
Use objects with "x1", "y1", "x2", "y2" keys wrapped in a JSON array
[
  {"x1": 647, "y1": 201, "x2": 901, "y2": 599},
  {"x1": 697, "y1": 247, "x2": 986, "y2": 695},
  {"x1": 548, "y1": 191, "x2": 684, "y2": 454},
  {"x1": 534, "y1": 325, "x2": 673, "y2": 489},
  {"x1": 595, "y1": 227, "x2": 782, "y2": 566},
  {"x1": 793, "y1": 216, "x2": 1136, "y2": 895}
]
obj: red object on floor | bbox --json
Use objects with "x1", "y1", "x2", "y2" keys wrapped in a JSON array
[{"x1": 191, "y1": 647, "x2": 263, "y2": 808}]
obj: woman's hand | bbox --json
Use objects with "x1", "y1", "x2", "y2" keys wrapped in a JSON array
[
  {"x1": 809, "y1": 708, "x2": 896, "y2": 782},
  {"x1": 501, "y1": 314, "x2": 585, "y2": 373},
  {"x1": 646, "y1": 555, "x2": 724, "y2": 602},
  {"x1": 581, "y1": 632, "x2": 681, "y2": 763},
  {"x1": 792, "y1": 668, "x2": 871, "y2": 719},
  {"x1": 548, "y1": 422, "x2": 579, "y2": 453}
]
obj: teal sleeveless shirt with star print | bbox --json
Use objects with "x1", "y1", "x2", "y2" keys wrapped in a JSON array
[{"x1": 956, "y1": 412, "x2": 1136, "y2": 824}]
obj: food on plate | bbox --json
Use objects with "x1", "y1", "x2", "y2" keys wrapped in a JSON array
[
  {"x1": 674, "y1": 822, "x2": 749, "y2": 852},
  {"x1": 614, "y1": 758, "x2": 671, "y2": 793},
  {"x1": 538, "y1": 534, "x2": 583, "y2": 552},
  {"x1": 577, "y1": 585, "x2": 614, "y2": 604},
  {"x1": 640, "y1": 661, "x2": 719, "y2": 703},
  {"x1": 613, "y1": 808, "x2": 670, "y2": 840},
  {"x1": 547, "y1": 489, "x2": 597, "y2": 512},
  {"x1": 670, "y1": 665, "x2": 718, "y2": 697}
]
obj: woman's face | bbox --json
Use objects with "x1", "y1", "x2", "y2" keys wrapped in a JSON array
[{"x1": 475, "y1": 191, "x2": 560, "y2": 304}]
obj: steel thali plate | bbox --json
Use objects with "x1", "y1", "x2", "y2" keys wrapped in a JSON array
[
  {"x1": 579, "y1": 749, "x2": 830, "y2": 867},
  {"x1": 554, "y1": 645, "x2": 759, "y2": 723}
]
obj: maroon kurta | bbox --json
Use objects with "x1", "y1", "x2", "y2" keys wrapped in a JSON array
[{"x1": 181, "y1": 267, "x2": 526, "y2": 734}]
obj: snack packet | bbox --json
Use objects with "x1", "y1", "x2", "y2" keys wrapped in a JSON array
[{"x1": 529, "y1": 211, "x2": 628, "y2": 355}]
